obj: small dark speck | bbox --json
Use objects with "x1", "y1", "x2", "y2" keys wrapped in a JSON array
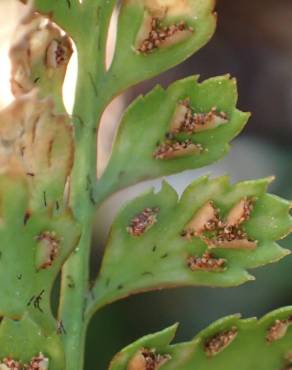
[
  {"x1": 141, "y1": 271, "x2": 154, "y2": 276},
  {"x1": 165, "y1": 132, "x2": 174, "y2": 139},
  {"x1": 24, "y1": 211, "x2": 31, "y2": 225},
  {"x1": 17, "y1": 274, "x2": 22, "y2": 280},
  {"x1": 43, "y1": 191, "x2": 47, "y2": 207},
  {"x1": 57, "y1": 320, "x2": 66, "y2": 335},
  {"x1": 67, "y1": 275, "x2": 75, "y2": 289},
  {"x1": 97, "y1": 38, "x2": 101, "y2": 51},
  {"x1": 117, "y1": 284, "x2": 124, "y2": 290},
  {"x1": 152, "y1": 245, "x2": 157, "y2": 252},
  {"x1": 161, "y1": 253, "x2": 168, "y2": 259},
  {"x1": 34, "y1": 77, "x2": 40, "y2": 83}
]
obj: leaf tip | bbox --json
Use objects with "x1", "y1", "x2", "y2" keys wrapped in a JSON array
[
  {"x1": 266, "y1": 175, "x2": 276, "y2": 184},
  {"x1": 283, "y1": 248, "x2": 291, "y2": 257},
  {"x1": 247, "y1": 273, "x2": 256, "y2": 282}
]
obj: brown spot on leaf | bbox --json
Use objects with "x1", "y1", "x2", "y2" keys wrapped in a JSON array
[
  {"x1": 266, "y1": 316, "x2": 292, "y2": 343},
  {"x1": 207, "y1": 226, "x2": 257, "y2": 250},
  {"x1": 136, "y1": 14, "x2": 193, "y2": 54},
  {"x1": 208, "y1": 238, "x2": 257, "y2": 250},
  {"x1": 182, "y1": 197, "x2": 257, "y2": 251},
  {"x1": 26, "y1": 353, "x2": 49, "y2": 370},
  {"x1": 182, "y1": 201, "x2": 219, "y2": 239},
  {"x1": 153, "y1": 139, "x2": 202, "y2": 159},
  {"x1": 187, "y1": 252, "x2": 226, "y2": 272},
  {"x1": 24, "y1": 210, "x2": 31, "y2": 225},
  {"x1": 127, "y1": 348, "x2": 171, "y2": 370},
  {"x1": 0, "y1": 353, "x2": 49, "y2": 370},
  {"x1": 225, "y1": 197, "x2": 254, "y2": 227},
  {"x1": 35, "y1": 231, "x2": 60, "y2": 269},
  {"x1": 170, "y1": 100, "x2": 228, "y2": 134},
  {"x1": 46, "y1": 38, "x2": 72, "y2": 69},
  {"x1": 127, "y1": 208, "x2": 159, "y2": 236},
  {"x1": 204, "y1": 327, "x2": 238, "y2": 357},
  {"x1": 0, "y1": 358, "x2": 21, "y2": 369}
]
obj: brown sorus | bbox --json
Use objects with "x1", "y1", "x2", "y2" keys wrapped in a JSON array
[
  {"x1": 170, "y1": 101, "x2": 228, "y2": 134},
  {"x1": 137, "y1": 17, "x2": 193, "y2": 54},
  {"x1": 204, "y1": 327, "x2": 238, "y2": 357},
  {"x1": 266, "y1": 316, "x2": 292, "y2": 343},
  {"x1": 153, "y1": 139, "x2": 202, "y2": 159},
  {"x1": 127, "y1": 208, "x2": 159, "y2": 236},
  {"x1": 127, "y1": 348, "x2": 171, "y2": 370},
  {"x1": 35, "y1": 231, "x2": 60, "y2": 269},
  {"x1": 182, "y1": 201, "x2": 219, "y2": 239},
  {"x1": 187, "y1": 252, "x2": 226, "y2": 272}
]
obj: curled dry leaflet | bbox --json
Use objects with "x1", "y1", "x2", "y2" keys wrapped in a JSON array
[{"x1": 10, "y1": 12, "x2": 72, "y2": 96}]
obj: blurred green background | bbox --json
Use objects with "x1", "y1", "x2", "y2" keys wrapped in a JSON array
[{"x1": 87, "y1": 0, "x2": 292, "y2": 368}]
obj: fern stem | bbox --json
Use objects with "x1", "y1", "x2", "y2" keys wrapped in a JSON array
[{"x1": 58, "y1": 48, "x2": 107, "y2": 369}]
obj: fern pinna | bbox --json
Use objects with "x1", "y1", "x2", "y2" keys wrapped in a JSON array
[{"x1": 0, "y1": 1, "x2": 291, "y2": 370}]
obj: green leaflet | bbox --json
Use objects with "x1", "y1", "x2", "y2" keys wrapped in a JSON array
[
  {"x1": 109, "y1": 307, "x2": 292, "y2": 370},
  {"x1": 88, "y1": 176, "x2": 291, "y2": 315},
  {"x1": 106, "y1": 0, "x2": 216, "y2": 92},
  {"x1": 95, "y1": 75, "x2": 249, "y2": 204},
  {"x1": 0, "y1": 315, "x2": 65, "y2": 369},
  {"x1": 0, "y1": 175, "x2": 79, "y2": 367},
  {"x1": 109, "y1": 324, "x2": 179, "y2": 370}
]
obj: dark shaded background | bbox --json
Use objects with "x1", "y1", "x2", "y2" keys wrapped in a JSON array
[{"x1": 87, "y1": 1, "x2": 292, "y2": 368}]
